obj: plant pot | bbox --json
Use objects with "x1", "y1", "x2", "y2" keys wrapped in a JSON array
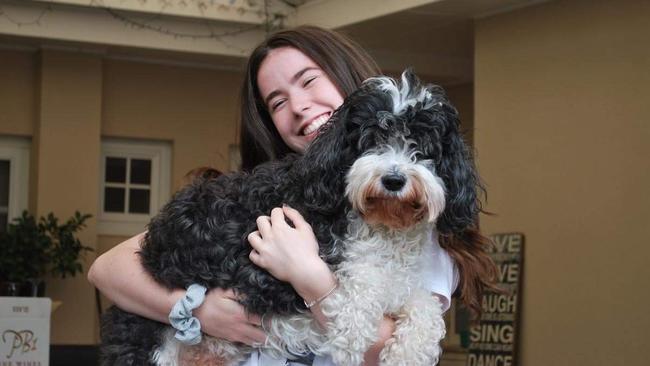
[{"x1": 0, "y1": 279, "x2": 45, "y2": 297}]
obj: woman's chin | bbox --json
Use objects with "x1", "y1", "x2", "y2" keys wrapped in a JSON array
[
  {"x1": 293, "y1": 130, "x2": 321, "y2": 153},
  {"x1": 304, "y1": 130, "x2": 320, "y2": 143},
  {"x1": 303, "y1": 130, "x2": 319, "y2": 145}
]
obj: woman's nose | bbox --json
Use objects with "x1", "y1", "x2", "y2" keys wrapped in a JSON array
[{"x1": 290, "y1": 91, "x2": 311, "y2": 115}]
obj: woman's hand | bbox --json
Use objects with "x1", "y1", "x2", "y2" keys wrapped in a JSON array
[
  {"x1": 248, "y1": 205, "x2": 336, "y2": 327},
  {"x1": 247, "y1": 205, "x2": 324, "y2": 285},
  {"x1": 194, "y1": 288, "x2": 267, "y2": 346},
  {"x1": 246, "y1": 205, "x2": 396, "y2": 362}
]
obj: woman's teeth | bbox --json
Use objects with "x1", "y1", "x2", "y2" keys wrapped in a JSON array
[{"x1": 302, "y1": 114, "x2": 329, "y2": 136}]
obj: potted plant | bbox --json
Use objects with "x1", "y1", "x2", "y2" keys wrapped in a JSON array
[{"x1": 0, "y1": 211, "x2": 93, "y2": 297}]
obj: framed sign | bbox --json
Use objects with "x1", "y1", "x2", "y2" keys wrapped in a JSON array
[
  {"x1": 466, "y1": 233, "x2": 524, "y2": 366},
  {"x1": 0, "y1": 297, "x2": 51, "y2": 365}
]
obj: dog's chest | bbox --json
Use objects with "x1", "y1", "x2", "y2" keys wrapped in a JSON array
[{"x1": 338, "y1": 220, "x2": 432, "y2": 311}]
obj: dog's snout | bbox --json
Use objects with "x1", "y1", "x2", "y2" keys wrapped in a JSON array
[{"x1": 381, "y1": 173, "x2": 407, "y2": 192}]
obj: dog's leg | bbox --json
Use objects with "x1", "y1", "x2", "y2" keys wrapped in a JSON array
[
  {"x1": 153, "y1": 328, "x2": 250, "y2": 366},
  {"x1": 262, "y1": 313, "x2": 326, "y2": 360},
  {"x1": 379, "y1": 290, "x2": 445, "y2": 366},
  {"x1": 320, "y1": 264, "x2": 386, "y2": 366},
  {"x1": 193, "y1": 337, "x2": 251, "y2": 366},
  {"x1": 151, "y1": 328, "x2": 182, "y2": 366}
]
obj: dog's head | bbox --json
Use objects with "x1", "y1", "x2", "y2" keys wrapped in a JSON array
[{"x1": 319, "y1": 70, "x2": 481, "y2": 233}]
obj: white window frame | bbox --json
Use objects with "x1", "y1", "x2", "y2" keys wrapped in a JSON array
[
  {"x1": 98, "y1": 139, "x2": 171, "y2": 236},
  {"x1": 0, "y1": 136, "x2": 30, "y2": 225}
]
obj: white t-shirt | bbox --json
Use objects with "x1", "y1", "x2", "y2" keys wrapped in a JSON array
[{"x1": 241, "y1": 232, "x2": 458, "y2": 366}]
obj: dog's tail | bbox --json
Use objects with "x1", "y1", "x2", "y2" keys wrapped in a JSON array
[{"x1": 100, "y1": 305, "x2": 167, "y2": 366}]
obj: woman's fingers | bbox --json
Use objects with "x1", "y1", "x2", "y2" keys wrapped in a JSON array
[
  {"x1": 255, "y1": 215, "x2": 272, "y2": 237},
  {"x1": 282, "y1": 204, "x2": 310, "y2": 230},
  {"x1": 231, "y1": 306, "x2": 266, "y2": 345},
  {"x1": 221, "y1": 295, "x2": 267, "y2": 345},
  {"x1": 247, "y1": 231, "x2": 265, "y2": 259},
  {"x1": 243, "y1": 327, "x2": 268, "y2": 345},
  {"x1": 247, "y1": 230, "x2": 262, "y2": 246},
  {"x1": 220, "y1": 288, "x2": 238, "y2": 300},
  {"x1": 247, "y1": 312, "x2": 262, "y2": 327},
  {"x1": 270, "y1": 206, "x2": 287, "y2": 227},
  {"x1": 248, "y1": 248, "x2": 265, "y2": 268}
]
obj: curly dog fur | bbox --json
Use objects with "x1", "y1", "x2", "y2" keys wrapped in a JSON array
[{"x1": 100, "y1": 70, "x2": 481, "y2": 366}]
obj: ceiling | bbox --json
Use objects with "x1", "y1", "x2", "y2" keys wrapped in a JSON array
[
  {"x1": 340, "y1": 0, "x2": 550, "y2": 85},
  {"x1": 0, "y1": 0, "x2": 551, "y2": 85}
]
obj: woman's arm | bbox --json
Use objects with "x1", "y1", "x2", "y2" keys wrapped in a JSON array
[
  {"x1": 88, "y1": 233, "x2": 178, "y2": 322},
  {"x1": 247, "y1": 206, "x2": 395, "y2": 365},
  {"x1": 88, "y1": 232, "x2": 266, "y2": 345}
]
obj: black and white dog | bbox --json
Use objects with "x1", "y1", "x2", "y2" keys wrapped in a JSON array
[{"x1": 100, "y1": 70, "x2": 481, "y2": 366}]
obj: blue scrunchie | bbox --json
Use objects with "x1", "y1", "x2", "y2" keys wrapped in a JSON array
[{"x1": 169, "y1": 284, "x2": 207, "y2": 345}]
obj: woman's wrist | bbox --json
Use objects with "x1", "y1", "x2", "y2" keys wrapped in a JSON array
[
  {"x1": 168, "y1": 284, "x2": 208, "y2": 345},
  {"x1": 164, "y1": 288, "x2": 187, "y2": 321},
  {"x1": 290, "y1": 259, "x2": 337, "y2": 305}
]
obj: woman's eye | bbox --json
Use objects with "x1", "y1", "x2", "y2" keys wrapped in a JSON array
[
  {"x1": 303, "y1": 76, "x2": 317, "y2": 87},
  {"x1": 271, "y1": 99, "x2": 286, "y2": 111}
]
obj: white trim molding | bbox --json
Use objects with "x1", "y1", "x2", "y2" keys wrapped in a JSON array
[{"x1": 0, "y1": 136, "x2": 31, "y2": 224}]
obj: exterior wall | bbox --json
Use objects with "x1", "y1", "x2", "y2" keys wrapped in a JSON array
[
  {"x1": 445, "y1": 83, "x2": 474, "y2": 146},
  {"x1": 35, "y1": 50, "x2": 102, "y2": 344},
  {"x1": 101, "y1": 59, "x2": 242, "y2": 188},
  {"x1": 0, "y1": 48, "x2": 242, "y2": 344},
  {"x1": 0, "y1": 49, "x2": 35, "y2": 137},
  {"x1": 474, "y1": 0, "x2": 649, "y2": 365}
]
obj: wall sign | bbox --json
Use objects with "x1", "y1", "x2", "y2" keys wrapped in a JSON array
[
  {"x1": 0, "y1": 297, "x2": 51, "y2": 366},
  {"x1": 466, "y1": 233, "x2": 524, "y2": 366}
]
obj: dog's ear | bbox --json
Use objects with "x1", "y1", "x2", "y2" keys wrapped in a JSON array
[
  {"x1": 300, "y1": 104, "x2": 358, "y2": 171},
  {"x1": 301, "y1": 83, "x2": 383, "y2": 172},
  {"x1": 426, "y1": 93, "x2": 482, "y2": 235},
  {"x1": 290, "y1": 104, "x2": 359, "y2": 212}
]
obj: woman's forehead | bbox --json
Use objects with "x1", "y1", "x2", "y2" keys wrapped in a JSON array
[{"x1": 257, "y1": 47, "x2": 322, "y2": 96}]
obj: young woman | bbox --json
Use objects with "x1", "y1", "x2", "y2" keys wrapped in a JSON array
[{"x1": 89, "y1": 26, "x2": 496, "y2": 365}]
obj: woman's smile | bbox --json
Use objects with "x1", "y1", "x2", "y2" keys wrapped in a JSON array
[{"x1": 257, "y1": 47, "x2": 344, "y2": 153}]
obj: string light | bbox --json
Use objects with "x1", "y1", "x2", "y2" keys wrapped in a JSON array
[
  {"x1": 0, "y1": 0, "x2": 286, "y2": 44},
  {"x1": 0, "y1": 2, "x2": 52, "y2": 27}
]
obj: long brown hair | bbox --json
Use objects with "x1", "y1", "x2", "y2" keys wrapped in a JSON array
[
  {"x1": 441, "y1": 228, "x2": 501, "y2": 318},
  {"x1": 239, "y1": 25, "x2": 380, "y2": 171},
  {"x1": 238, "y1": 25, "x2": 497, "y2": 317}
]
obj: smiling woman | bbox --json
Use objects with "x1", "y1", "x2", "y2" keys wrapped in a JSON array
[
  {"x1": 238, "y1": 26, "x2": 381, "y2": 171},
  {"x1": 257, "y1": 47, "x2": 344, "y2": 153},
  {"x1": 88, "y1": 25, "x2": 497, "y2": 366}
]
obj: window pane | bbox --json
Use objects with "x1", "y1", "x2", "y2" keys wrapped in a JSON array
[
  {"x1": 130, "y1": 159, "x2": 151, "y2": 184},
  {"x1": 129, "y1": 188, "x2": 150, "y2": 214},
  {"x1": 106, "y1": 157, "x2": 127, "y2": 183},
  {"x1": 0, "y1": 160, "x2": 9, "y2": 207},
  {"x1": 104, "y1": 187, "x2": 125, "y2": 212}
]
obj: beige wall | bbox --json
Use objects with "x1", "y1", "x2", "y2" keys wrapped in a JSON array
[
  {"x1": 0, "y1": 49, "x2": 242, "y2": 344},
  {"x1": 35, "y1": 50, "x2": 103, "y2": 343},
  {"x1": 0, "y1": 49, "x2": 35, "y2": 136},
  {"x1": 474, "y1": 0, "x2": 649, "y2": 365},
  {"x1": 445, "y1": 83, "x2": 474, "y2": 147},
  {"x1": 102, "y1": 59, "x2": 242, "y2": 188}
]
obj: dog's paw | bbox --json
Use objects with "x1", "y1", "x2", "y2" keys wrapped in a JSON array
[
  {"x1": 329, "y1": 347, "x2": 366, "y2": 366},
  {"x1": 379, "y1": 338, "x2": 441, "y2": 366}
]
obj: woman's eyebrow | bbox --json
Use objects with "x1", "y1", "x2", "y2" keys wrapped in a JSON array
[
  {"x1": 264, "y1": 67, "x2": 320, "y2": 105},
  {"x1": 291, "y1": 66, "x2": 319, "y2": 83}
]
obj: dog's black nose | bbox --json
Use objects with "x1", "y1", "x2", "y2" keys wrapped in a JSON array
[{"x1": 381, "y1": 173, "x2": 407, "y2": 192}]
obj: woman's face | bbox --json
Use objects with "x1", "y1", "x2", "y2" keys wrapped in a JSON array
[{"x1": 257, "y1": 47, "x2": 345, "y2": 154}]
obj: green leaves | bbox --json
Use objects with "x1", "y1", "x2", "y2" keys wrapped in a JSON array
[{"x1": 0, "y1": 211, "x2": 93, "y2": 282}]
